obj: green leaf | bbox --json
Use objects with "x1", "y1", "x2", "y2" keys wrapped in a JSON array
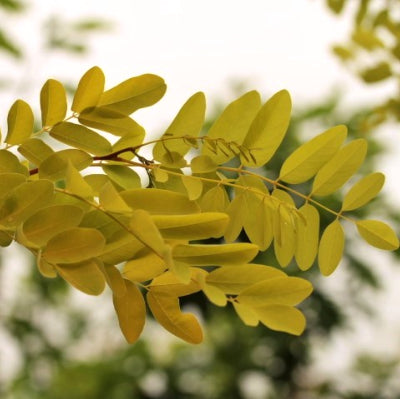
[
  {"x1": 0, "y1": 180, "x2": 54, "y2": 227},
  {"x1": 102, "y1": 165, "x2": 141, "y2": 190},
  {"x1": 18, "y1": 138, "x2": 54, "y2": 165},
  {"x1": 172, "y1": 243, "x2": 259, "y2": 266},
  {"x1": 342, "y1": 172, "x2": 385, "y2": 211},
  {"x1": 71, "y1": 66, "x2": 105, "y2": 113},
  {"x1": 152, "y1": 212, "x2": 229, "y2": 240},
  {"x1": 113, "y1": 279, "x2": 146, "y2": 344},
  {"x1": 23, "y1": 204, "x2": 84, "y2": 247},
  {"x1": 50, "y1": 122, "x2": 112, "y2": 156},
  {"x1": 120, "y1": 188, "x2": 200, "y2": 215},
  {"x1": 55, "y1": 258, "x2": 106, "y2": 295},
  {"x1": 237, "y1": 276, "x2": 313, "y2": 306},
  {"x1": 356, "y1": 220, "x2": 399, "y2": 250},
  {"x1": 207, "y1": 264, "x2": 286, "y2": 294},
  {"x1": 312, "y1": 139, "x2": 368, "y2": 196},
  {"x1": 201, "y1": 91, "x2": 261, "y2": 164},
  {"x1": 147, "y1": 291, "x2": 203, "y2": 344},
  {"x1": 40, "y1": 79, "x2": 67, "y2": 126},
  {"x1": 318, "y1": 220, "x2": 345, "y2": 276},
  {"x1": 295, "y1": 204, "x2": 320, "y2": 271},
  {"x1": 279, "y1": 125, "x2": 347, "y2": 184},
  {"x1": 79, "y1": 107, "x2": 144, "y2": 137},
  {"x1": 241, "y1": 90, "x2": 291, "y2": 167},
  {"x1": 39, "y1": 149, "x2": 92, "y2": 181},
  {"x1": 43, "y1": 227, "x2": 105, "y2": 264},
  {"x1": 254, "y1": 305, "x2": 306, "y2": 335},
  {"x1": 5, "y1": 99, "x2": 34, "y2": 145},
  {"x1": 153, "y1": 92, "x2": 206, "y2": 161},
  {"x1": 99, "y1": 74, "x2": 166, "y2": 115}
]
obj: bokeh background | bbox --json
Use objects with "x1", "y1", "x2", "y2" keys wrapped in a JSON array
[{"x1": 1, "y1": 1, "x2": 400, "y2": 398}]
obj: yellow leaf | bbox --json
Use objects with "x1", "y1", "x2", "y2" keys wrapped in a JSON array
[
  {"x1": 360, "y1": 62, "x2": 392, "y2": 83},
  {"x1": 0, "y1": 230, "x2": 12, "y2": 247},
  {"x1": 152, "y1": 212, "x2": 228, "y2": 240},
  {"x1": 102, "y1": 165, "x2": 141, "y2": 190},
  {"x1": 0, "y1": 180, "x2": 54, "y2": 228},
  {"x1": 99, "y1": 263, "x2": 127, "y2": 297},
  {"x1": 71, "y1": 66, "x2": 105, "y2": 113},
  {"x1": 39, "y1": 149, "x2": 92, "y2": 181},
  {"x1": 0, "y1": 173, "x2": 27, "y2": 200},
  {"x1": 50, "y1": 122, "x2": 112, "y2": 156},
  {"x1": 55, "y1": 258, "x2": 106, "y2": 296},
  {"x1": 318, "y1": 220, "x2": 345, "y2": 276},
  {"x1": 312, "y1": 139, "x2": 368, "y2": 196},
  {"x1": 153, "y1": 92, "x2": 206, "y2": 161},
  {"x1": 241, "y1": 90, "x2": 291, "y2": 167},
  {"x1": 99, "y1": 182, "x2": 132, "y2": 213},
  {"x1": 113, "y1": 280, "x2": 146, "y2": 343},
  {"x1": 199, "y1": 185, "x2": 229, "y2": 212},
  {"x1": 190, "y1": 155, "x2": 218, "y2": 174},
  {"x1": 43, "y1": 227, "x2": 105, "y2": 264},
  {"x1": 0, "y1": 149, "x2": 28, "y2": 175},
  {"x1": 129, "y1": 209, "x2": 166, "y2": 257},
  {"x1": 147, "y1": 291, "x2": 203, "y2": 344},
  {"x1": 172, "y1": 243, "x2": 259, "y2": 266},
  {"x1": 99, "y1": 230, "x2": 143, "y2": 265},
  {"x1": 243, "y1": 192, "x2": 274, "y2": 251},
  {"x1": 99, "y1": 74, "x2": 166, "y2": 115},
  {"x1": 356, "y1": 220, "x2": 399, "y2": 250},
  {"x1": 83, "y1": 174, "x2": 113, "y2": 196},
  {"x1": 224, "y1": 193, "x2": 245, "y2": 242},
  {"x1": 181, "y1": 175, "x2": 203, "y2": 200},
  {"x1": 206, "y1": 264, "x2": 286, "y2": 294},
  {"x1": 37, "y1": 257, "x2": 57, "y2": 278},
  {"x1": 169, "y1": 260, "x2": 191, "y2": 284},
  {"x1": 5, "y1": 99, "x2": 34, "y2": 145},
  {"x1": 233, "y1": 302, "x2": 259, "y2": 326},
  {"x1": 295, "y1": 204, "x2": 320, "y2": 270},
  {"x1": 201, "y1": 91, "x2": 261, "y2": 164},
  {"x1": 112, "y1": 129, "x2": 146, "y2": 159},
  {"x1": 65, "y1": 161, "x2": 94, "y2": 197},
  {"x1": 237, "y1": 276, "x2": 313, "y2": 307},
  {"x1": 342, "y1": 173, "x2": 385, "y2": 211},
  {"x1": 279, "y1": 125, "x2": 347, "y2": 184},
  {"x1": 202, "y1": 284, "x2": 227, "y2": 307},
  {"x1": 79, "y1": 106, "x2": 144, "y2": 137},
  {"x1": 153, "y1": 166, "x2": 169, "y2": 183},
  {"x1": 18, "y1": 138, "x2": 54, "y2": 166},
  {"x1": 150, "y1": 269, "x2": 204, "y2": 297},
  {"x1": 23, "y1": 204, "x2": 84, "y2": 247},
  {"x1": 254, "y1": 305, "x2": 306, "y2": 335},
  {"x1": 123, "y1": 250, "x2": 166, "y2": 282},
  {"x1": 120, "y1": 188, "x2": 200, "y2": 215},
  {"x1": 40, "y1": 79, "x2": 67, "y2": 127}
]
